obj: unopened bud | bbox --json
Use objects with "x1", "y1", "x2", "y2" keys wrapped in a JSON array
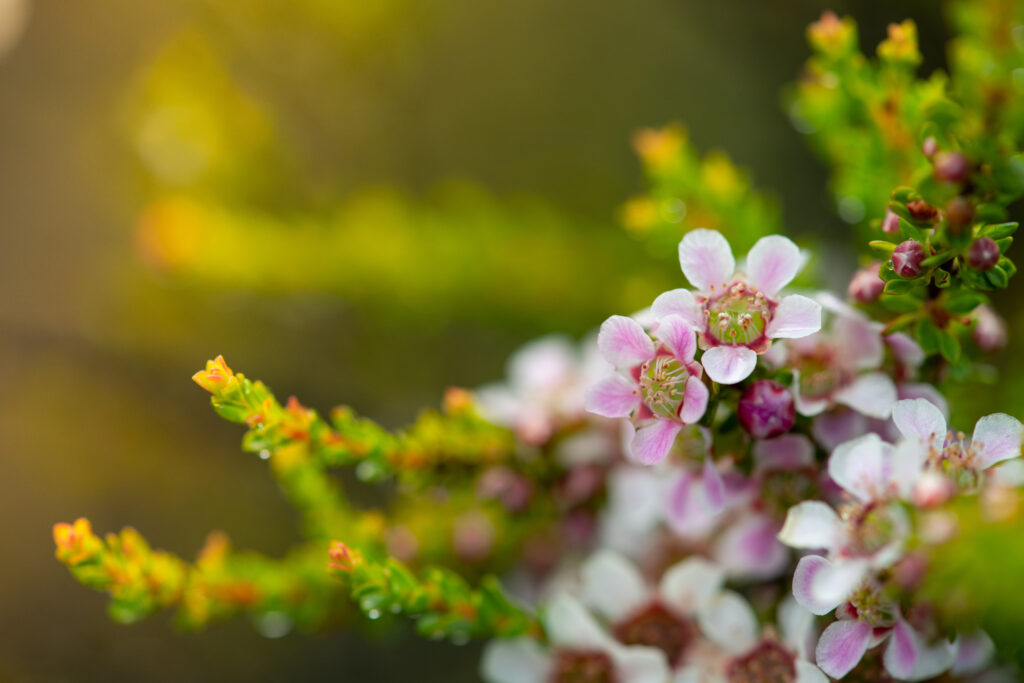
[
  {"x1": 934, "y1": 151, "x2": 970, "y2": 185},
  {"x1": 892, "y1": 240, "x2": 925, "y2": 278},
  {"x1": 967, "y1": 237, "x2": 999, "y2": 271},
  {"x1": 738, "y1": 380, "x2": 795, "y2": 439},
  {"x1": 906, "y1": 200, "x2": 938, "y2": 222},
  {"x1": 973, "y1": 305, "x2": 1008, "y2": 352},
  {"x1": 848, "y1": 263, "x2": 884, "y2": 303},
  {"x1": 944, "y1": 197, "x2": 975, "y2": 235},
  {"x1": 921, "y1": 136, "x2": 938, "y2": 158},
  {"x1": 881, "y1": 210, "x2": 900, "y2": 234}
]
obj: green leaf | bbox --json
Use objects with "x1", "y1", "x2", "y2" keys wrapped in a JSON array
[
  {"x1": 944, "y1": 291, "x2": 987, "y2": 315},
  {"x1": 898, "y1": 218, "x2": 924, "y2": 242},
  {"x1": 884, "y1": 278, "x2": 918, "y2": 294},
  {"x1": 921, "y1": 250, "x2": 952, "y2": 267},
  {"x1": 980, "y1": 222, "x2": 1018, "y2": 240},
  {"x1": 985, "y1": 266, "x2": 1009, "y2": 288},
  {"x1": 891, "y1": 187, "x2": 917, "y2": 203},
  {"x1": 917, "y1": 318, "x2": 941, "y2": 354},
  {"x1": 938, "y1": 329, "x2": 961, "y2": 363},
  {"x1": 869, "y1": 240, "x2": 898, "y2": 258}
]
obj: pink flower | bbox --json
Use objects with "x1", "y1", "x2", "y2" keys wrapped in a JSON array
[
  {"x1": 586, "y1": 314, "x2": 709, "y2": 465},
  {"x1": 652, "y1": 230, "x2": 821, "y2": 385}
]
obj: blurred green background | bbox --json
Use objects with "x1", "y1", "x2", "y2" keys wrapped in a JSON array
[{"x1": 0, "y1": 1, "x2": 995, "y2": 680}]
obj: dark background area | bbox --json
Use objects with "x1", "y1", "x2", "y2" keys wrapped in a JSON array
[{"x1": 0, "y1": 1, "x2": 956, "y2": 680}]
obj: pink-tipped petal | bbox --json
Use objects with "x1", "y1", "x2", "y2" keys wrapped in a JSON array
[
  {"x1": 680, "y1": 376, "x2": 709, "y2": 424},
  {"x1": 815, "y1": 619, "x2": 873, "y2": 679},
  {"x1": 892, "y1": 398, "x2": 947, "y2": 453},
  {"x1": 665, "y1": 472, "x2": 717, "y2": 540},
  {"x1": 702, "y1": 459, "x2": 725, "y2": 514},
  {"x1": 746, "y1": 235, "x2": 804, "y2": 296},
  {"x1": 972, "y1": 413, "x2": 1024, "y2": 469},
  {"x1": 713, "y1": 514, "x2": 788, "y2": 580},
  {"x1": 701, "y1": 345, "x2": 758, "y2": 385},
  {"x1": 884, "y1": 620, "x2": 918, "y2": 679},
  {"x1": 678, "y1": 229, "x2": 735, "y2": 292},
  {"x1": 952, "y1": 631, "x2": 995, "y2": 676},
  {"x1": 887, "y1": 331, "x2": 926, "y2": 369},
  {"x1": 897, "y1": 382, "x2": 949, "y2": 419},
  {"x1": 793, "y1": 555, "x2": 866, "y2": 615},
  {"x1": 651, "y1": 289, "x2": 704, "y2": 328},
  {"x1": 630, "y1": 419, "x2": 683, "y2": 465},
  {"x1": 778, "y1": 501, "x2": 841, "y2": 550},
  {"x1": 833, "y1": 372, "x2": 897, "y2": 420},
  {"x1": 828, "y1": 434, "x2": 891, "y2": 502},
  {"x1": 654, "y1": 314, "x2": 698, "y2": 361},
  {"x1": 754, "y1": 434, "x2": 815, "y2": 472},
  {"x1": 812, "y1": 410, "x2": 870, "y2": 452},
  {"x1": 586, "y1": 374, "x2": 641, "y2": 418},
  {"x1": 767, "y1": 295, "x2": 822, "y2": 339},
  {"x1": 598, "y1": 315, "x2": 656, "y2": 368},
  {"x1": 581, "y1": 550, "x2": 649, "y2": 623}
]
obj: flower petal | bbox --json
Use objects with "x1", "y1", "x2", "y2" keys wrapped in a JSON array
[
  {"x1": 598, "y1": 315, "x2": 656, "y2": 368},
  {"x1": 884, "y1": 619, "x2": 918, "y2": 679},
  {"x1": 971, "y1": 413, "x2": 1024, "y2": 469},
  {"x1": 701, "y1": 345, "x2": 758, "y2": 385},
  {"x1": 480, "y1": 638, "x2": 551, "y2": 683},
  {"x1": 651, "y1": 289, "x2": 704, "y2": 328},
  {"x1": 665, "y1": 471, "x2": 717, "y2": 540},
  {"x1": 658, "y1": 556, "x2": 725, "y2": 616},
  {"x1": 778, "y1": 597, "x2": 815, "y2": 659},
  {"x1": 833, "y1": 372, "x2": 897, "y2": 419},
  {"x1": 678, "y1": 229, "x2": 735, "y2": 292},
  {"x1": 767, "y1": 294, "x2": 822, "y2": 339},
  {"x1": 952, "y1": 631, "x2": 995, "y2": 676},
  {"x1": 696, "y1": 589, "x2": 759, "y2": 655},
  {"x1": 713, "y1": 514, "x2": 788, "y2": 581},
  {"x1": 630, "y1": 419, "x2": 683, "y2": 465},
  {"x1": 815, "y1": 619, "x2": 873, "y2": 679},
  {"x1": 778, "y1": 501, "x2": 841, "y2": 550},
  {"x1": 811, "y1": 410, "x2": 870, "y2": 452},
  {"x1": 581, "y1": 550, "x2": 650, "y2": 623},
  {"x1": 892, "y1": 398, "x2": 947, "y2": 454},
  {"x1": 794, "y1": 660, "x2": 829, "y2": 683},
  {"x1": 585, "y1": 374, "x2": 641, "y2": 418},
  {"x1": 792, "y1": 555, "x2": 866, "y2": 615},
  {"x1": 607, "y1": 644, "x2": 671, "y2": 683},
  {"x1": 679, "y1": 376, "x2": 709, "y2": 424},
  {"x1": 828, "y1": 433, "x2": 892, "y2": 502},
  {"x1": 545, "y1": 593, "x2": 614, "y2": 651},
  {"x1": 702, "y1": 459, "x2": 725, "y2": 515},
  {"x1": 653, "y1": 315, "x2": 698, "y2": 362},
  {"x1": 746, "y1": 235, "x2": 804, "y2": 296},
  {"x1": 753, "y1": 434, "x2": 815, "y2": 472}
]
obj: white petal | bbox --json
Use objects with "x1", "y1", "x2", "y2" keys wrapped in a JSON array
[
  {"x1": 792, "y1": 555, "x2": 867, "y2": 615},
  {"x1": 598, "y1": 315, "x2": 656, "y2": 368},
  {"x1": 629, "y1": 419, "x2": 684, "y2": 465},
  {"x1": 794, "y1": 660, "x2": 829, "y2": 683},
  {"x1": 834, "y1": 313, "x2": 884, "y2": 370},
  {"x1": 654, "y1": 315, "x2": 698, "y2": 362},
  {"x1": 897, "y1": 382, "x2": 949, "y2": 419},
  {"x1": 833, "y1": 372, "x2": 897, "y2": 419},
  {"x1": 815, "y1": 619, "x2": 873, "y2": 679},
  {"x1": 701, "y1": 345, "x2": 757, "y2": 385},
  {"x1": 767, "y1": 294, "x2": 822, "y2": 339},
  {"x1": 545, "y1": 593, "x2": 614, "y2": 651},
  {"x1": 581, "y1": 550, "x2": 650, "y2": 623},
  {"x1": 892, "y1": 398, "x2": 947, "y2": 453},
  {"x1": 778, "y1": 501, "x2": 841, "y2": 550},
  {"x1": 508, "y1": 335, "x2": 577, "y2": 393},
  {"x1": 778, "y1": 597, "x2": 815, "y2": 659},
  {"x1": 658, "y1": 556, "x2": 725, "y2": 616},
  {"x1": 696, "y1": 589, "x2": 759, "y2": 654},
  {"x1": 972, "y1": 413, "x2": 1024, "y2": 469},
  {"x1": 884, "y1": 620, "x2": 956, "y2": 681},
  {"x1": 952, "y1": 631, "x2": 995, "y2": 676},
  {"x1": 651, "y1": 288, "x2": 704, "y2": 328},
  {"x1": 586, "y1": 374, "x2": 641, "y2": 418},
  {"x1": 608, "y1": 644, "x2": 672, "y2": 683},
  {"x1": 480, "y1": 638, "x2": 551, "y2": 683},
  {"x1": 887, "y1": 331, "x2": 925, "y2": 369},
  {"x1": 828, "y1": 433, "x2": 892, "y2": 502},
  {"x1": 680, "y1": 376, "x2": 710, "y2": 424},
  {"x1": 746, "y1": 235, "x2": 804, "y2": 296},
  {"x1": 678, "y1": 229, "x2": 735, "y2": 292}
]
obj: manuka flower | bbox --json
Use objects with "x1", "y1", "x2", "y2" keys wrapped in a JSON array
[
  {"x1": 585, "y1": 314, "x2": 709, "y2": 464},
  {"x1": 652, "y1": 230, "x2": 822, "y2": 385}
]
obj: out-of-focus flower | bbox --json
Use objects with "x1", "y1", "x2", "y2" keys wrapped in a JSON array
[
  {"x1": 738, "y1": 380, "x2": 796, "y2": 439},
  {"x1": 651, "y1": 230, "x2": 821, "y2": 385},
  {"x1": 973, "y1": 304, "x2": 1008, "y2": 352},
  {"x1": 967, "y1": 237, "x2": 1000, "y2": 271},
  {"x1": 847, "y1": 262, "x2": 884, "y2": 302},
  {"x1": 586, "y1": 315, "x2": 709, "y2": 464}
]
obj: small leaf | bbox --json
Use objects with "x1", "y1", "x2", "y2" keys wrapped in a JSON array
[
  {"x1": 938, "y1": 329, "x2": 961, "y2": 363},
  {"x1": 869, "y1": 240, "x2": 898, "y2": 258},
  {"x1": 944, "y1": 291, "x2": 987, "y2": 315},
  {"x1": 985, "y1": 266, "x2": 1009, "y2": 288},
  {"x1": 980, "y1": 222, "x2": 1018, "y2": 240},
  {"x1": 884, "y1": 278, "x2": 918, "y2": 294},
  {"x1": 917, "y1": 318, "x2": 941, "y2": 354},
  {"x1": 921, "y1": 250, "x2": 952, "y2": 267},
  {"x1": 899, "y1": 218, "x2": 924, "y2": 242}
]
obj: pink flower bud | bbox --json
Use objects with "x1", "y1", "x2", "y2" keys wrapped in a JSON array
[
  {"x1": 934, "y1": 151, "x2": 970, "y2": 184},
  {"x1": 944, "y1": 197, "x2": 974, "y2": 234},
  {"x1": 973, "y1": 305, "x2": 1008, "y2": 352},
  {"x1": 881, "y1": 210, "x2": 900, "y2": 234},
  {"x1": 921, "y1": 136, "x2": 938, "y2": 158},
  {"x1": 848, "y1": 263, "x2": 884, "y2": 302},
  {"x1": 892, "y1": 240, "x2": 925, "y2": 278},
  {"x1": 967, "y1": 237, "x2": 999, "y2": 271},
  {"x1": 738, "y1": 380, "x2": 795, "y2": 439}
]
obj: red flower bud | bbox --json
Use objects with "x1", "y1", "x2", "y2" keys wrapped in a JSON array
[
  {"x1": 967, "y1": 237, "x2": 999, "y2": 271},
  {"x1": 934, "y1": 151, "x2": 970, "y2": 184},
  {"x1": 738, "y1": 380, "x2": 795, "y2": 439},
  {"x1": 892, "y1": 240, "x2": 925, "y2": 278},
  {"x1": 906, "y1": 200, "x2": 937, "y2": 222},
  {"x1": 944, "y1": 197, "x2": 975, "y2": 235}
]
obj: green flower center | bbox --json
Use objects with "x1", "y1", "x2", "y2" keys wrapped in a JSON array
[
  {"x1": 705, "y1": 282, "x2": 773, "y2": 347},
  {"x1": 638, "y1": 355, "x2": 690, "y2": 420}
]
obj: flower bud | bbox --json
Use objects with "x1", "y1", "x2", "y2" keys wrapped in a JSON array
[
  {"x1": 881, "y1": 210, "x2": 900, "y2": 234},
  {"x1": 892, "y1": 240, "x2": 925, "y2": 278},
  {"x1": 906, "y1": 200, "x2": 938, "y2": 222},
  {"x1": 848, "y1": 263, "x2": 884, "y2": 302},
  {"x1": 944, "y1": 196, "x2": 975, "y2": 235},
  {"x1": 967, "y1": 237, "x2": 999, "y2": 271},
  {"x1": 921, "y1": 136, "x2": 937, "y2": 158},
  {"x1": 934, "y1": 151, "x2": 970, "y2": 184},
  {"x1": 973, "y1": 305, "x2": 1008, "y2": 352},
  {"x1": 738, "y1": 380, "x2": 795, "y2": 439}
]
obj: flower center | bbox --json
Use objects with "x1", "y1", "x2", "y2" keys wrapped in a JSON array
[
  {"x1": 794, "y1": 345, "x2": 849, "y2": 400},
  {"x1": 550, "y1": 650, "x2": 616, "y2": 683},
  {"x1": 613, "y1": 602, "x2": 698, "y2": 667},
  {"x1": 638, "y1": 355, "x2": 691, "y2": 420},
  {"x1": 844, "y1": 504, "x2": 898, "y2": 556},
  {"x1": 704, "y1": 282, "x2": 774, "y2": 347},
  {"x1": 725, "y1": 640, "x2": 796, "y2": 683}
]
